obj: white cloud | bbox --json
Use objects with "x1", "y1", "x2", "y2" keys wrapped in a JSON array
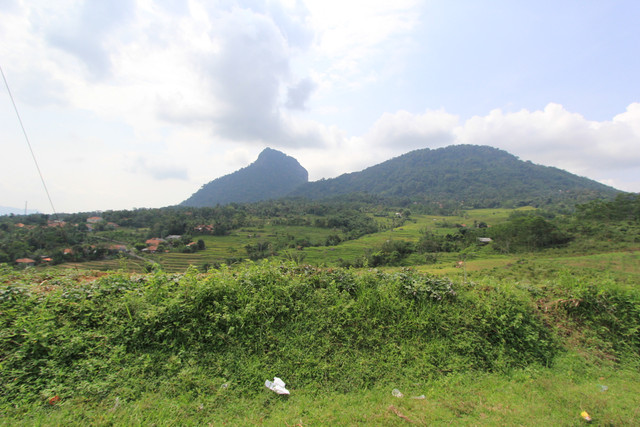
[
  {"x1": 455, "y1": 103, "x2": 640, "y2": 178},
  {"x1": 1, "y1": 1, "x2": 639, "y2": 213},
  {"x1": 364, "y1": 109, "x2": 459, "y2": 150},
  {"x1": 305, "y1": 0, "x2": 420, "y2": 79},
  {"x1": 126, "y1": 156, "x2": 189, "y2": 181},
  {"x1": 285, "y1": 77, "x2": 316, "y2": 110},
  {"x1": 329, "y1": 102, "x2": 640, "y2": 193},
  {"x1": 39, "y1": 0, "x2": 136, "y2": 80}
]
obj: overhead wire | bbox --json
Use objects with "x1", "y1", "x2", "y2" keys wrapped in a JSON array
[{"x1": 1, "y1": 64, "x2": 59, "y2": 219}]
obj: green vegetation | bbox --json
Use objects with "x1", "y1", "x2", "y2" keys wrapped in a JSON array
[
  {"x1": 1, "y1": 193, "x2": 639, "y2": 424},
  {"x1": 0, "y1": 264, "x2": 554, "y2": 401},
  {"x1": 2, "y1": 194, "x2": 638, "y2": 278},
  {"x1": 181, "y1": 147, "x2": 309, "y2": 207},
  {"x1": 292, "y1": 145, "x2": 619, "y2": 209},
  {"x1": 0, "y1": 198, "x2": 385, "y2": 270},
  {"x1": 1, "y1": 258, "x2": 639, "y2": 424}
]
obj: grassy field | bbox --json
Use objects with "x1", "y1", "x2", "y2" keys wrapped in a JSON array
[
  {"x1": 4, "y1": 214, "x2": 640, "y2": 426},
  {"x1": 2, "y1": 258, "x2": 639, "y2": 425},
  {"x1": 52, "y1": 208, "x2": 537, "y2": 273},
  {"x1": 54, "y1": 208, "x2": 640, "y2": 282},
  {"x1": 4, "y1": 200, "x2": 640, "y2": 424},
  {"x1": 4, "y1": 356, "x2": 639, "y2": 426}
]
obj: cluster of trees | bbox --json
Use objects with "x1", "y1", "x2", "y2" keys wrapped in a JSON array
[
  {"x1": 568, "y1": 193, "x2": 640, "y2": 248},
  {"x1": 244, "y1": 241, "x2": 274, "y2": 261},
  {"x1": 101, "y1": 199, "x2": 385, "y2": 238},
  {"x1": 0, "y1": 222, "x2": 86, "y2": 264},
  {"x1": 488, "y1": 214, "x2": 571, "y2": 253},
  {"x1": 0, "y1": 198, "x2": 390, "y2": 266},
  {"x1": 342, "y1": 211, "x2": 574, "y2": 268},
  {"x1": 313, "y1": 210, "x2": 379, "y2": 239},
  {"x1": 2, "y1": 191, "x2": 636, "y2": 268},
  {"x1": 102, "y1": 205, "x2": 248, "y2": 237},
  {"x1": 576, "y1": 193, "x2": 640, "y2": 222}
]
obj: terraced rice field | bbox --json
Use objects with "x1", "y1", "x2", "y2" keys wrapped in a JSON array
[{"x1": 55, "y1": 208, "x2": 533, "y2": 272}]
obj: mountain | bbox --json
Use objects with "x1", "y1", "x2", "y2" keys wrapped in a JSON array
[
  {"x1": 289, "y1": 145, "x2": 620, "y2": 208},
  {"x1": 181, "y1": 148, "x2": 308, "y2": 207}
]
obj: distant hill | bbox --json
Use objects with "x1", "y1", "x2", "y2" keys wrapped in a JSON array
[
  {"x1": 0, "y1": 206, "x2": 38, "y2": 216},
  {"x1": 181, "y1": 148, "x2": 308, "y2": 207},
  {"x1": 290, "y1": 145, "x2": 620, "y2": 208},
  {"x1": 181, "y1": 145, "x2": 619, "y2": 209}
]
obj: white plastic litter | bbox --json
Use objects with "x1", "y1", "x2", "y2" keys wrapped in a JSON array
[
  {"x1": 265, "y1": 377, "x2": 290, "y2": 395},
  {"x1": 392, "y1": 389, "x2": 403, "y2": 398}
]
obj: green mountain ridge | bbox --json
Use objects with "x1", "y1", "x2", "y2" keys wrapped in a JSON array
[
  {"x1": 292, "y1": 145, "x2": 619, "y2": 207},
  {"x1": 183, "y1": 145, "x2": 620, "y2": 208},
  {"x1": 181, "y1": 147, "x2": 309, "y2": 207}
]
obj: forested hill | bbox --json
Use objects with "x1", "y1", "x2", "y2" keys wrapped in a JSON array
[
  {"x1": 290, "y1": 145, "x2": 620, "y2": 208},
  {"x1": 181, "y1": 148, "x2": 308, "y2": 207}
]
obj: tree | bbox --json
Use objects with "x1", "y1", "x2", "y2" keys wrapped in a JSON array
[
  {"x1": 490, "y1": 215, "x2": 570, "y2": 253},
  {"x1": 281, "y1": 249, "x2": 307, "y2": 265}
]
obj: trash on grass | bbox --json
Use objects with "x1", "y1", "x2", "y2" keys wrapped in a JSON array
[
  {"x1": 598, "y1": 384, "x2": 608, "y2": 392},
  {"x1": 580, "y1": 411, "x2": 592, "y2": 422},
  {"x1": 391, "y1": 388, "x2": 403, "y2": 398},
  {"x1": 388, "y1": 405, "x2": 413, "y2": 423},
  {"x1": 48, "y1": 396, "x2": 60, "y2": 405},
  {"x1": 265, "y1": 377, "x2": 290, "y2": 395},
  {"x1": 411, "y1": 394, "x2": 426, "y2": 399}
]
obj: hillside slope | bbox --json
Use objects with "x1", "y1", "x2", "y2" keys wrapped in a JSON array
[
  {"x1": 181, "y1": 148, "x2": 308, "y2": 207},
  {"x1": 290, "y1": 145, "x2": 619, "y2": 207}
]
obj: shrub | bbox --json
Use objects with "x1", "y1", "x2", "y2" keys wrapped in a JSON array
[{"x1": 0, "y1": 262, "x2": 558, "y2": 404}]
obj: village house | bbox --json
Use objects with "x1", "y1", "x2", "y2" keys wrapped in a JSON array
[
  {"x1": 108, "y1": 245, "x2": 127, "y2": 253},
  {"x1": 145, "y1": 238, "x2": 166, "y2": 246},
  {"x1": 15, "y1": 223, "x2": 36, "y2": 230},
  {"x1": 194, "y1": 224, "x2": 214, "y2": 233}
]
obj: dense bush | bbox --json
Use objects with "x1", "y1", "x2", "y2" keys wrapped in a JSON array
[
  {"x1": 364, "y1": 239, "x2": 416, "y2": 266},
  {"x1": 552, "y1": 272, "x2": 640, "y2": 361},
  {"x1": 575, "y1": 193, "x2": 640, "y2": 222},
  {"x1": 489, "y1": 214, "x2": 571, "y2": 253},
  {"x1": 0, "y1": 262, "x2": 561, "y2": 405}
]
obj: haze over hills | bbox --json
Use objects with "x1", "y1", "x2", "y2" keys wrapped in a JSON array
[
  {"x1": 0, "y1": 206, "x2": 39, "y2": 216},
  {"x1": 181, "y1": 145, "x2": 620, "y2": 208},
  {"x1": 181, "y1": 148, "x2": 308, "y2": 207}
]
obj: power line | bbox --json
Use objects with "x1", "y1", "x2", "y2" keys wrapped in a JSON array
[{"x1": 1, "y1": 65, "x2": 58, "y2": 219}]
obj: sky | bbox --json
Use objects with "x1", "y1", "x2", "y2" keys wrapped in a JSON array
[{"x1": 1, "y1": 0, "x2": 640, "y2": 214}]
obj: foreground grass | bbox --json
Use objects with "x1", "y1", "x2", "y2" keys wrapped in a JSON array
[
  {"x1": 3, "y1": 354, "x2": 638, "y2": 426},
  {"x1": 2, "y1": 259, "x2": 638, "y2": 425}
]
